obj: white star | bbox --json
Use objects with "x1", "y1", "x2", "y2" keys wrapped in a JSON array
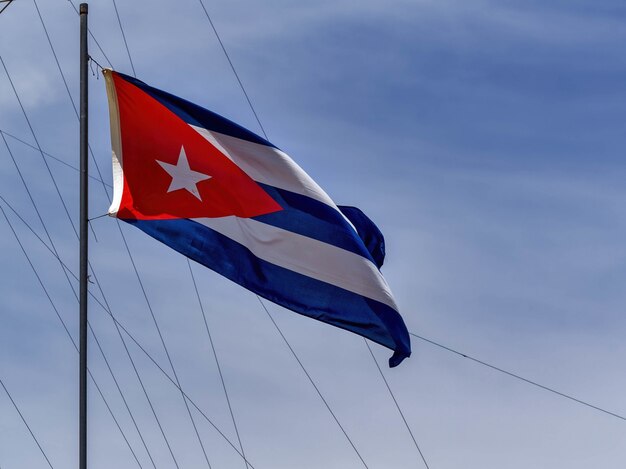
[{"x1": 156, "y1": 146, "x2": 211, "y2": 201}]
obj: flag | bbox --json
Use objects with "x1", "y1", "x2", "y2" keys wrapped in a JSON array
[{"x1": 103, "y1": 70, "x2": 411, "y2": 367}]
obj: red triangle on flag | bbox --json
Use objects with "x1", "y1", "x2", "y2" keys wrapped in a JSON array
[{"x1": 111, "y1": 72, "x2": 282, "y2": 220}]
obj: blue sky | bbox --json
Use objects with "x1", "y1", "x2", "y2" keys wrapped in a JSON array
[{"x1": 1, "y1": 0, "x2": 626, "y2": 468}]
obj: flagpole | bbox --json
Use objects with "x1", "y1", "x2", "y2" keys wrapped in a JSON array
[{"x1": 79, "y1": 4, "x2": 89, "y2": 469}]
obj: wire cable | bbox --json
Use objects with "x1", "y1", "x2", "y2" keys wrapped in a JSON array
[
  {"x1": 0, "y1": 376, "x2": 55, "y2": 469},
  {"x1": 28, "y1": 5, "x2": 165, "y2": 465},
  {"x1": 0, "y1": 195, "x2": 256, "y2": 468},
  {"x1": 88, "y1": 320, "x2": 158, "y2": 469},
  {"x1": 7, "y1": 176, "x2": 626, "y2": 467},
  {"x1": 0, "y1": 0, "x2": 15, "y2": 15},
  {"x1": 193, "y1": 6, "x2": 372, "y2": 464},
  {"x1": 188, "y1": 260, "x2": 249, "y2": 469},
  {"x1": 0, "y1": 128, "x2": 110, "y2": 187},
  {"x1": 257, "y1": 298, "x2": 369, "y2": 468},
  {"x1": 5, "y1": 10, "x2": 177, "y2": 462},
  {"x1": 0, "y1": 131, "x2": 78, "y2": 302},
  {"x1": 197, "y1": 0, "x2": 626, "y2": 444},
  {"x1": 34, "y1": 1, "x2": 112, "y2": 201},
  {"x1": 114, "y1": 228, "x2": 185, "y2": 469},
  {"x1": 115, "y1": 308, "x2": 257, "y2": 469},
  {"x1": 1, "y1": 80, "x2": 204, "y2": 469},
  {"x1": 66, "y1": 0, "x2": 114, "y2": 68},
  {"x1": 0, "y1": 98, "x2": 151, "y2": 467},
  {"x1": 0, "y1": 77, "x2": 210, "y2": 467},
  {"x1": 116, "y1": 222, "x2": 209, "y2": 469},
  {"x1": 0, "y1": 205, "x2": 143, "y2": 469},
  {"x1": 409, "y1": 332, "x2": 626, "y2": 421},
  {"x1": 196, "y1": 0, "x2": 267, "y2": 139},
  {"x1": 33, "y1": 0, "x2": 77, "y2": 117},
  {"x1": 5, "y1": 186, "x2": 623, "y2": 427},
  {"x1": 110, "y1": 0, "x2": 136, "y2": 76},
  {"x1": 364, "y1": 339, "x2": 429, "y2": 468},
  {"x1": 35, "y1": 9, "x2": 255, "y2": 466},
  {"x1": 1, "y1": 42, "x2": 219, "y2": 463},
  {"x1": 92, "y1": 266, "x2": 176, "y2": 469},
  {"x1": 0, "y1": 54, "x2": 78, "y2": 238},
  {"x1": 2, "y1": 32, "x2": 161, "y2": 464},
  {"x1": 107, "y1": 8, "x2": 215, "y2": 466}
]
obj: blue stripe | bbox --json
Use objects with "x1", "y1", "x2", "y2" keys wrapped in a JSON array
[
  {"x1": 115, "y1": 72, "x2": 275, "y2": 148},
  {"x1": 253, "y1": 184, "x2": 376, "y2": 264},
  {"x1": 126, "y1": 217, "x2": 411, "y2": 367}
]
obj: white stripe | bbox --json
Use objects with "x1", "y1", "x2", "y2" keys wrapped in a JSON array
[
  {"x1": 190, "y1": 125, "x2": 358, "y2": 232},
  {"x1": 193, "y1": 216, "x2": 398, "y2": 311},
  {"x1": 191, "y1": 125, "x2": 332, "y2": 204},
  {"x1": 103, "y1": 69, "x2": 124, "y2": 217}
]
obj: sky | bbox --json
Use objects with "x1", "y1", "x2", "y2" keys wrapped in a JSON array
[{"x1": 1, "y1": 0, "x2": 626, "y2": 468}]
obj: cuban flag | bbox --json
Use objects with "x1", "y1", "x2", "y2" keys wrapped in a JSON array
[{"x1": 103, "y1": 70, "x2": 411, "y2": 367}]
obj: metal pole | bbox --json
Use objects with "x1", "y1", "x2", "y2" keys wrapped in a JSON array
[{"x1": 79, "y1": 4, "x2": 88, "y2": 469}]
